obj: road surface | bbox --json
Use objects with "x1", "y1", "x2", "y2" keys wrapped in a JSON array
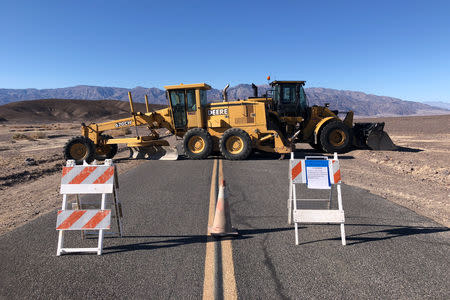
[{"x1": 1, "y1": 153, "x2": 449, "y2": 299}]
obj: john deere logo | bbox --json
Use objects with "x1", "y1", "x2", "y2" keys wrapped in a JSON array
[
  {"x1": 115, "y1": 120, "x2": 132, "y2": 127},
  {"x1": 208, "y1": 108, "x2": 228, "y2": 116}
]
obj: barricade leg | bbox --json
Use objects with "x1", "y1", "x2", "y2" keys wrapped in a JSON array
[
  {"x1": 56, "y1": 194, "x2": 68, "y2": 256},
  {"x1": 97, "y1": 193, "x2": 107, "y2": 255},
  {"x1": 337, "y1": 183, "x2": 346, "y2": 246},
  {"x1": 113, "y1": 187, "x2": 123, "y2": 237},
  {"x1": 293, "y1": 184, "x2": 300, "y2": 245}
]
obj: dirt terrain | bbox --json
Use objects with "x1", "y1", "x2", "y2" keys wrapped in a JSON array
[{"x1": 0, "y1": 115, "x2": 449, "y2": 235}]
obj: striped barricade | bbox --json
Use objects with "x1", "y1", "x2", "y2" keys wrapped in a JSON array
[
  {"x1": 56, "y1": 159, "x2": 123, "y2": 256},
  {"x1": 288, "y1": 152, "x2": 346, "y2": 246}
]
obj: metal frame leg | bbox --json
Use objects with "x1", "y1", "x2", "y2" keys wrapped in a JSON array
[
  {"x1": 337, "y1": 183, "x2": 346, "y2": 246},
  {"x1": 97, "y1": 193, "x2": 106, "y2": 255},
  {"x1": 56, "y1": 194, "x2": 68, "y2": 256}
]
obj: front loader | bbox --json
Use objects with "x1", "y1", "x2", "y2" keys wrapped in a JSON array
[
  {"x1": 249, "y1": 80, "x2": 396, "y2": 153},
  {"x1": 64, "y1": 83, "x2": 293, "y2": 164}
]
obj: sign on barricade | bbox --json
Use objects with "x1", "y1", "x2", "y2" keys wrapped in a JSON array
[
  {"x1": 56, "y1": 159, "x2": 123, "y2": 256},
  {"x1": 288, "y1": 152, "x2": 346, "y2": 245}
]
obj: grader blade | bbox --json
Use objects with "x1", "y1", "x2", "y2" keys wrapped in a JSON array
[{"x1": 129, "y1": 146, "x2": 178, "y2": 160}]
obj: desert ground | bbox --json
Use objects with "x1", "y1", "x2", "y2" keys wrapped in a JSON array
[{"x1": 0, "y1": 115, "x2": 449, "y2": 235}]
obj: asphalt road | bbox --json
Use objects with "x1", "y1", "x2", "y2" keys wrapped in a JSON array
[{"x1": 0, "y1": 153, "x2": 449, "y2": 299}]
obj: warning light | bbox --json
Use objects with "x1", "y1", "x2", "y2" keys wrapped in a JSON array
[{"x1": 267, "y1": 76, "x2": 271, "y2": 81}]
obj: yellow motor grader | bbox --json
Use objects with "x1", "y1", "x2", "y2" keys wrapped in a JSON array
[
  {"x1": 64, "y1": 83, "x2": 292, "y2": 164},
  {"x1": 248, "y1": 80, "x2": 396, "y2": 153}
]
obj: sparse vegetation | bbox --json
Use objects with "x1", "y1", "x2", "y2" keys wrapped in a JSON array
[
  {"x1": 29, "y1": 131, "x2": 47, "y2": 139},
  {"x1": 11, "y1": 131, "x2": 47, "y2": 141},
  {"x1": 12, "y1": 133, "x2": 35, "y2": 141}
]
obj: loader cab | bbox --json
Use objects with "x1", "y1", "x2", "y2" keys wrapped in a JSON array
[
  {"x1": 270, "y1": 81, "x2": 309, "y2": 118},
  {"x1": 164, "y1": 83, "x2": 211, "y2": 133}
]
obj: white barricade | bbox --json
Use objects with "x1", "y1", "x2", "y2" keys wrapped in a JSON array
[
  {"x1": 56, "y1": 159, "x2": 123, "y2": 256},
  {"x1": 288, "y1": 152, "x2": 346, "y2": 245}
]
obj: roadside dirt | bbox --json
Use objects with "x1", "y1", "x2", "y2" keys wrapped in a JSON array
[
  {"x1": 0, "y1": 115, "x2": 448, "y2": 235},
  {"x1": 341, "y1": 115, "x2": 450, "y2": 227}
]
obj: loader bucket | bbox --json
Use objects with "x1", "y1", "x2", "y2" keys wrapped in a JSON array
[
  {"x1": 128, "y1": 140, "x2": 178, "y2": 160},
  {"x1": 353, "y1": 122, "x2": 396, "y2": 150},
  {"x1": 366, "y1": 130, "x2": 396, "y2": 150}
]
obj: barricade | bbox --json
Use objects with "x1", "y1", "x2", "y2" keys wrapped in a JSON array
[
  {"x1": 56, "y1": 159, "x2": 123, "y2": 256},
  {"x1": 288, "y1": 152, "x2": 346, "y2": 245}
]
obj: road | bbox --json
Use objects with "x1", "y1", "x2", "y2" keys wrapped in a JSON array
[{"x1": 1, "y1": 153, "x2": 449, "y2": 299}]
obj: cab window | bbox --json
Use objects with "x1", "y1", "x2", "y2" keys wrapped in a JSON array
[
  {"x1": 200, "y1": 90, "x2": 207, "y2": 106},
  {"x1": 281, "y1": 85, "x2": 296, "y2": 104},
  {"x1": 186, "y1": 89, "x2": 196, "y2": 112}
]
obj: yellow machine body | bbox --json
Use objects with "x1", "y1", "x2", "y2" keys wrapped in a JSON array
[{"x1": 69, "y1": 82, "x2": 292, "y2": 163}]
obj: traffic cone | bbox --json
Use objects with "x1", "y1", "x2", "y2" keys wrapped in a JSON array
[{"x1": 208, "y1": 180, "x2": 238, "y2": 236}]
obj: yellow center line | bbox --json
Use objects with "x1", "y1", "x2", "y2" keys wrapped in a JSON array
[
  {"x1": 203, "y1": 159, "x2": 238, "y2": 300},
  {"x1": 218, "y1": 159, "x2": 238, "y2": 300},
  {"x1": 203, "y1": 159, "x2": 217, "y2": 300}
]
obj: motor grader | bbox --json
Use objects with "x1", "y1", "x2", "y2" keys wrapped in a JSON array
[
  {"x1": 248, "y1": 80, "x2": 396, "y2": 153},
  {"x1": 64, "y1": 83, "x2": 293, "y2": 164}
]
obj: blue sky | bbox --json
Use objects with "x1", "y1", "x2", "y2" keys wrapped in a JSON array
[{"x1": 0, "y1": 0, "x2": 449, "y2": 103}]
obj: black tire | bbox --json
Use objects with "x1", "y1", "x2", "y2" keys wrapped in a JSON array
[
  {"x1": 64, "y1": 136, "x2": 95, "y2": 164},
  {"x1": 319, "y1": 121, "x2": 352, "y2": 153},
  {"x1": 219, "y1": 128, "x2": 252, "y2": 160},
  {"x1": 308, "y1": 141, "x2": 323, "y2": 152},
  {"x1": 182, "y1": 128, "x2": 213, "y2": 159},
  {"x1": 95, "y1": 134, "x2": 118, "y2": 160}
]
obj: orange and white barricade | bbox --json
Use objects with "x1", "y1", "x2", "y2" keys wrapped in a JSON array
[
  {"x1": 56, "y1": 159, "x2": 123, "y2": 256},
  {"x1": 288, "y1": 152, "x2": 346, "y2": 245}
]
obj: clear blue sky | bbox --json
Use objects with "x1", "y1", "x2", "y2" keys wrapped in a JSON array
[{"x1": 1, "y1": 0, "x2": 449, "y2": 103}]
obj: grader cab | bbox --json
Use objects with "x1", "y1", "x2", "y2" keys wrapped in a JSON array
[{"x1": 63, "y1": 83, "x2": 292, "y2": 164}]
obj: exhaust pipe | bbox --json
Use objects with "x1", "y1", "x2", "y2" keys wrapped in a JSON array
[
  {"x1": 251, "y1": 83, "x2": 258, "y2": 97},
  {"x1": 222, "y1": 84, "x2": 229, "y2": 102}
]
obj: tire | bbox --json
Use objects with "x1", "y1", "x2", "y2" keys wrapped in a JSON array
[
  {"x1": 319, "y1": 121, "x2": 352, "y2": 153},
  {"x1": 219, "y1": 128, "x2": 252, "y2": 160},
  {"x1": 64, "y1": 136, "x2": 95, "y2": 164},
  {"x1": 183, "y1": 128, "x2": 213, "y2": 159},
  {"x1": 94, "y1": 134, "x2": 118, "y2": 160}
]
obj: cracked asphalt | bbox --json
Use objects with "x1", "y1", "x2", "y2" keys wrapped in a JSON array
[{"x1": 0, "y1": 153, "x2": 449, "y2": 299}]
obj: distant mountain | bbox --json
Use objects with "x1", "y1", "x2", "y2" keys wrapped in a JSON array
[
  {"x1": 0, "y1": 99, "x2": 166, "y2": 123},
  {"x1": 0, "y1": 84, "x2": 448, "y2": 117},
  {"x1": 422, "y1": 101, "x2": 450, "y2": 110}
]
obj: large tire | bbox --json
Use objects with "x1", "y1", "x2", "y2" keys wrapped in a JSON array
[
  {"x1": 183, "y1": 128, "x2": 213, "y2": 159},
  {"x1": 64, "y1": 136, "x2": 95, "y2": 164},
  {"x1": 319, "y1": 121, "x2": 352, "y2": 153},
  {"x1": 219, "y1": 128, "x2": 252, "y2": 160},
  {"x1": 95, "y1": 134, "x2": 118, "y2": 160}
]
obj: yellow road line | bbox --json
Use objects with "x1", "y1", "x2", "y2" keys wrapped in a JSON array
[
  {"x1": 203, "y1": 159, "x2": 217, "y2": 300},
  {"x1": 219, "y1": 159, "x2": 238, "y2": 300},
  {"x1": 203, "y1": 159, "x2": 238, "y2": 300}
]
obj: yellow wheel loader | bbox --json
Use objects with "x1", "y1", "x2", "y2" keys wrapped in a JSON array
[
  {"x1": 249, "y1": 80, "x2": 396, "y2": 153},
  {"x1": 63, "y1": 83, "x2": 292, "y2": 164}
]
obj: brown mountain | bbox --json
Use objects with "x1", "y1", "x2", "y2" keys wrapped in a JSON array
[
  {"x1": 0, "y1": 99, "x2": 166, "y2": 123},
  {"x1": 0, "y1": 84, "x2": 447, "y2": 117}
]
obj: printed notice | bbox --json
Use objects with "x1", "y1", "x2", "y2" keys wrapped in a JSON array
[{"x1": 305, "y1": 160, "x2": 331, "y2": 189}]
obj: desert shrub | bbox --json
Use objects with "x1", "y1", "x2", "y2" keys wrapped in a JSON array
[
  {"x1": 12, "y1": 133, "x2": 35, "y2": 141},
  {"x1": 29, "y1": 131, "x2": 47, "y2": 139}
]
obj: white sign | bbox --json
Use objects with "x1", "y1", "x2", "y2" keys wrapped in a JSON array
[
  {"x1": 306, "y1": 166, "x2": 330, "y2": 189},
  {"x1": 305, "y1": 160, "x2": 331, "y2": 189}
]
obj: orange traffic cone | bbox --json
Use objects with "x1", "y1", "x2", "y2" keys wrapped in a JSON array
[{"x1": 208, "y1": 180, "x2": 238, "y2": 236}]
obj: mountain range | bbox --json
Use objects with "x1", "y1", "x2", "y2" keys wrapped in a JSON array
[{"x1": 0, "y1": 84, "x2": 448, "y2": 117}]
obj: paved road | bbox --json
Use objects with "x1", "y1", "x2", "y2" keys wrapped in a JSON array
[{"x1": 0, "y1": 153, "x2": 449, "y2": 299}]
